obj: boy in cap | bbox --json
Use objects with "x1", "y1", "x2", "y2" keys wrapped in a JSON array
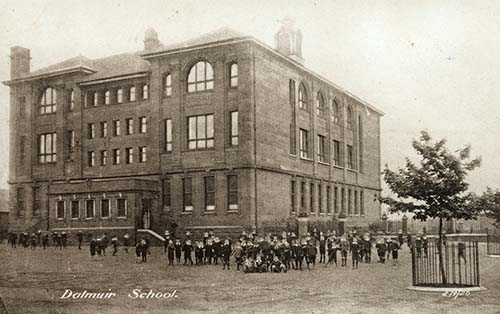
[
  {"x1": 61, "y1": 232, "x2": 68, "y2": 249},
  {"x1": 213, "y1": 237, "x2": 221, "y2": 265},
  {"x1": 175, "y1": 239, "x2": 182, "y2": 264},
  {"x1": 319, "y1": 235, "x2": 326, "y2": 264},
  {"x1": 77, "y1": 231, "x2": 84, "y2": 250},
  {"x1": 140, "y1": 239, "x2": 149, "y2": 263},
  {"x1": 221, "y1": 238, "x2": 232, "y2": 270},
  {"x1": 339, "y1": 236, "x2": 349, "y2": 267},
  {"x1": 204, "y1": 238, "x2": 214, "y2": 265},
  {"x1": 167, "y1": 239, "x2": 176, "y2": 266},
  {"x1": 111, "y1": 235, "x2": 119, "y2": 256},
  {"x1": 232, "y1": 241, "x2": 244, "y2": 271},
  {"x1": 42, "y1": 233, "x2": 49, "y2": 249},
  {"x1": 195, "y1": 241, "x2": 204, "y2": 265},
  {"x1": 89, "y1": 238, "x2": 97, "y2": 258},
  {"x1": 123, "y1": 234, "x2": 130, "y2": 254},
  {"x1": 164, "y1": 230, "x2": 171, "y2": 253},
  {"x1": 390, "y1": 239, "x2": 400, "y2": 266},
  {"x1": 350, "y1": 238, "x2": 360, "y2": 269},
  {"x1": 183, "y1": 239, "x2": 194, "y2": 265},
  {"x1": 376, "y1": 237, "x2": 387, "y2": 263}
]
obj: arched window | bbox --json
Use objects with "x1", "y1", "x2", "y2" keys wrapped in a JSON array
[
  {"x1": 40, "y1": 87, "x2": 57, "y2": 114},
  {"x1": 104, "y1": 90, "x2": 110, "y2": 105},
  {"x1": 298, "y1": 83, "x2": 308, "y2": 111},
  {"x1": 230, "y1": 63, "x2": 238, "y2": 87},
  {"x1": 117, "y1": 88, "x2": 123, "y2": 104},
  {"x1": 346, "y1": 106, "x2": 353, "y2": 129},
  {"x1": 187, "y1": 61, "x2": 214, "y2": 93},
  {"x1": 69, "y1": 89, "x2": 75, "y2": 111},
  {"x1": 316, "y1": 92, "x2": 325, "y2": 116},
  {"x1": 332, "y1": 99, "x2": 340, "y2": 124},
  {"x1": 163, "y1": 74, "x2": 172, "y2": 97},
  {"x1": 129, "y1": 86, "x2": 136, "y2": 102}
]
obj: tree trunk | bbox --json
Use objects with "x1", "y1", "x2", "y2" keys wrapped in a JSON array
[{"x1": 438, "y1": 218, "x2": 447, "y2": 285}]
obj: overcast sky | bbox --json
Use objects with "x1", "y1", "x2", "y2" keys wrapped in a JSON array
[{"x1": 0, "y1": 0, "x2": 498, "y2": 195}]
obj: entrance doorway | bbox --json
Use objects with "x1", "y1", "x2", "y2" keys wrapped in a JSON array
[{"x1": 142, "y1": 199, "x2": 152, "y2": 229}]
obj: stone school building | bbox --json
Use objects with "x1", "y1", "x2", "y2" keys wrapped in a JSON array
[{"x1": 4, "y1": 21, "x2": 383, "y2": 240}]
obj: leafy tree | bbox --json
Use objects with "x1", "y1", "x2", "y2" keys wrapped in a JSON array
[
  {"x1": 471, "y1": 187, "x2": 500, "y2": 229},
  {"x1": 380, "y1": 131, "x2": 481, "y2": 284}
]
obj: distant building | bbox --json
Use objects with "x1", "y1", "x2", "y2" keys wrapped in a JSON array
[{"x1": 4, "y1": 21, "x2": 383, "y2": 239}]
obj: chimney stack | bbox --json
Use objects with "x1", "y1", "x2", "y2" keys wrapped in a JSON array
[
  {"x1": 274, "y1": 18, "x2": 303, "y2": 64},
  {"x1": 144, "y1": 28, "x2": 161, "y2": 51},
  {"x1": 10, "y1": 46, "x2": 31, "y2": 79}
]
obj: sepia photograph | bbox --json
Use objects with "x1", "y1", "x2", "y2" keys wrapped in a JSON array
[{"x1": 0, "y1": 1, "x2": 499, "y2": 313}]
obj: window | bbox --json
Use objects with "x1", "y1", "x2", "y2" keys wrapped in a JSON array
[
  {"x1": 113, "y1": 149, "x2": 120, "y2": 165},
  {"x1": 139, "y1": 117, "x2": 147, "y2": 134},
  {"x1": 341, "y1": 188, "x2": 345, "y2": 214},
  {"x1": 38, "y1": 133, "x2": 57, "y2": 163},
  {"x1": 129, "y1": 86, "x2": 136, "y2": 102},
  {"x1": 164, "y1": 74, "x2": 172, "y2": 96},
  {"x1": 187, "y1": 114, "x2": 214, "y2": 150},
  {"x1": 117, "y1": 88, "x2": 123, "y2": 104},
  {"x1": 88, "y1": 123, "x2": 95, "y2": 139},
  {"x1": 100, "y1": 150, "x2": 107, "y2": 166},
  {"x1": 316, "y1": 92, "x2": 325, "y2": 116},
  {"x1": 117, "y1": 199, "x2": 127, "y2": 217},
  {"x1": 67, "y1": 131, "x2": 75, "y2": 159},
  {"x1": 332, "y1": 99, "x2": 340, "y2": 124},
  {"x1": 125, "y1": 147, "x2": 133, "y2": 164},
  {"x1": 299, "y1": 129, "x2": 309, "y2": 159},
  {"x1": 104, "y1": 90, "x2": 110, "y2": 105},
  {"x1": 126, "y1": 118, "x2": 134, "y2": 135},
  {"x1": 354, "y1": 190, "x2": 359, "y2": 215},
  {"x1": 71, "y1": 200, "x2": 79, "y2": 219},
  {"x1": 56, "y1": 201, "x2": 65, "y2": 219},
  {"x1": 17, "y1": 96, "x2": 26, "y2": 118},
  {"x1": 327, "y1": 185, "x2": 331, "y2": 214},
  {"x1": 298, "y1": 83, "x2": 308, "y2": 111},
  {"x1": 227, "y1": 175, "x2": 238, "y2": 210},
  {"x1": 291, "y1": 180, "x2": 296, "y2": 213},
  {"x1": 40, "y1": 87, "x2": 57, "y2": 114},
  {"x1": 162, "y1": 179, "x2": 171, "y2": 208},
  {"x1": 187, "y1": 61, "x2": 214, "y2": 92},
  {"x1": 86, "y1": 200, "x2": 95, "y2": 218},
  {"x1": 69, "y1": 91, "x2": 75, "y2": 111},
  {"x1": 139, "y1": 146, "x2": 146, "y2": 162},
  {"x1": 183, "y1": 178, "x2": 193, "y2": 211},
  {"x1": 113, "y1": 120, "x2": 120, "y2": 136},
  {"x1": 359, "y1": 115, "x2": 364, "y2": 173},
  {"x1": 347, "y1": 145, "x2": 354, "y2": 169},
  {"x1": 333, "y1": 140, "x2": 341, "y2": 166},
  {"x1": 289, "y1": 79, "x2": 296, "y2": 155},
  {"x1": 33, "y1": 187, "x2": 40, "y2": 216},
  {"x1": 334, "y1": 187, "x2": 338, "y2": 214},
  {"x1": 310, "y1": 183, "x2": 314, "y2": 214},
  {"x1": 230, "y1": 111, "x2": 238, "y2": 146},
  {"x1": 165, "y1": 119, "x2": 172, "y2": 152},
  {"x1": 205, "y1": 176, "x2": 215, "y2": 211},
  {"x1": 86, "y1": 91, "x2": 95, "y2": 107},
  {"x1": 16, "y1": 187, "x2": 25, "y2": 217},
  {"x1": 88, "y1": 151, "x2": 95, "y2": 167},
  {"x1": 101, "y1": 199, "x2": 110, "y2": 218},
  {"x1": 318, "y1": 183, "x2": 323, "y2": 213},
  {"x1": 101, "y1": 122, "x2": 107, "y2": 138},
  {"x1": 346, "y1": 106, "x2": 353, "y2": 129},
  {"x1": 300, "y1": 181, "x2": 306, "y2": 211},
  {"x1": 142, "y1": 84, "x2": 149, "y2": 100},
  {"x1": 19, "y1": 136, "x2": 26, "y2": 164},
  {"x1": 360, "y1": 191, "x2": 365, "y2": 216},
  {"x1": 230, "y1": 63, "x2": 238, "y2": 87},
  {"x1": 317, "y1": 135, "x2": 326, "y2": 163},
  {"x1": 348, "y1": 189, "x2": 352, "y2": 216}
]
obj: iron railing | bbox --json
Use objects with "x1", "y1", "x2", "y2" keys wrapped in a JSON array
[{"x1": 487, "y1": 233, "x2": 500, "y2": 256}]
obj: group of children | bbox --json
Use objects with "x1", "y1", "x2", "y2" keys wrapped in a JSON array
[{"x1": 7, "y1": 230, "x2": 67, "y2": 250}]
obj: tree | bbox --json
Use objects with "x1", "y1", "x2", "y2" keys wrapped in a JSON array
[
  {"x1": 471, "y1": 187, "x2": 500, "y2": 229},
  {"x1": 380, "y1": 131, "x2": 481, "y2": 285}
]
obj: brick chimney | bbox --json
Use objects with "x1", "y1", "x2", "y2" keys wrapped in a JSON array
[
  {"x1": 10, "y1": 46, "x2": 31, "y2": 79},
  {"x1": 274, "y1": 18, "x2": 303, "y2": 65},
  {"x1": 144, "y1": 28, "x2": 161, "y2": 51}
]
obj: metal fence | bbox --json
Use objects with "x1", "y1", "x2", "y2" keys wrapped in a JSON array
[
  {"x1": 487, "y1": 234, "x2": 500, "y2": 256},
  {"x1": 411, "y1": 241, "x2": 480, "y2": 287}
]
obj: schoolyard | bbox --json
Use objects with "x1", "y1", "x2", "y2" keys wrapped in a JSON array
[{"x1": 0, "y1": 243, "x2": 499, "y2": 314}]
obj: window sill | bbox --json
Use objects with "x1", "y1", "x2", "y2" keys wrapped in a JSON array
[
  {"x1": 186, "y1": 89, "x2": 214, "y2": 95},
  {"x1": 85, "y1": 218, "x2": 94, "y2": 220},
  {"x1": 226, "y1": 210, "x2": 239, "y2": 215},
  {"x1": 71, "y1": 218, "x2": 79, "y2": 220},
  {"x1": 101, "y1": 217, "x2": 110, "y2": 220},
  {"x1": 202, "y1": 211, "x2": 216, "y2": 215},
  {"x1": 184, "y1": 148, "x2": 215, "y2": 152},
  {"x1": 347, "y1": 169, "x2": 358, "y2": 174},
  {"x1": 333, "y1": 165, "x2": 343, "y2": 170},
  {"x1": 180, "y1": 211, "x2": 193, "y2": 216},
  {"x1": 116, "y1": 216, "x2": 127, "y2": 219},
  {"x1": 318, "y1": 161, "x2": 330, "y2": 166},
  {"x1": 299, "y1": 157, "x2": 313, "y2": 163},
  {"x1": 56, "y1": 218, "x2": 65, "y2": 221}
]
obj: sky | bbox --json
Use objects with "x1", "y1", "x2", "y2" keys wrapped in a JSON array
[{"x1": 0, "y1": 0, "x2": 499, "y2": 196}]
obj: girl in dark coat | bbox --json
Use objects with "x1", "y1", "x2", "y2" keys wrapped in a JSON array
[{"x1": 89, "y1": 239, "x2": 97, "y2": 258}]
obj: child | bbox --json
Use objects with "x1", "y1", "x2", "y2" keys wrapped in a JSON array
[
  {"x1": 123, "y1": 234, "x2": 130, "y2": 254},
  {"x1": 221, "y1": 239, "x2": 232, "y2": 270},
  {"x1": 111, "y1": 236, "x2": 119, "y2": 256},
  {"x1": 175, "y1": 239, "x2": 182, "y2": 264},
  {"x1": 183, "y1": 240, "x2": 193, "y2": 265},
  {"x1": 319, "y1": 236, "x2": 326, "y2": 263},
  {"x1": 326, "y1": 239, "x2": 338, "y2": 267},
  {"x1": 339, "y1": 236, "x2": 349, "y2": 267},
  {"x1": 350, "y1": 238, "x2": 360, "y2": 269},
  {"x1": 89, "y1": 238, "x2": 97, "y2": 258},
  {"x1": 167, "y1": 240, "x2": 175, "y2": 266},
  {"x1": 390, "y1": 240, "x2": 400, "y2": 266},
  {"x1": 232, "y1": 242, "x2": 244, "y2": 271}
]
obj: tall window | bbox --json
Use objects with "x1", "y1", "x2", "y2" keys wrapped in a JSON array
[
  {"x1": 230, "y1": 111, "x2": 238, "y2": 146},
  {"x1": 298, "y1": 83, "x2": 308, "y2": 111},
  {"x1": 88, "y1": 123, "x2": 95, "y2": 139},
  {"x1": 347, "y1": 145, "x2": 354, "y2": 170},
  {"x1": 129, "y1": 86, "x2": 136, "y2": 102},
  {"x1": 139, "y1": 117, "x2": 147, "y2": 134},
  {"x1": 332, "y1": 99, "x2": 340, "y2": 124},
  {"x1": 327, "y1": 185, "x2": 331, "y2": 214},
  {"x1": 88, "y1": 151, "x2": 95, "y2": 167},
  {"x1": 187, "y1": 114, "x2": 214, "y2": 150},
  {"x1": 316, "y1": 92, "x2": 325, "y2": 116},
  {"x1": 318, "y1": 183, "x2": 323, "y2": 213},
  {"x1": 333, "y1": 140, "x2": 341, "y2": 166},
  {"x1": 334, "y1": 187, "x2": 338, "y2": 214},
  {"x1": 86, "y1": 200, "x2": 95, "y2": 218},
  {"x1": 162, "y1": 179, "x2": 171, "y2": 209},
  {"x1": 32, "y1": 187, "x2": 40, "y2": 216},
  {"x1": 20, "y1": 136, "x2": 26, "y2": 164},
  {"x1": 40, "y1": 87, "x2": 57, "y2": 114},
  {"x1": 360, "y1": 191, "x2": 365, "y2": 216},
  {"x1": 16, "y1": 187, "x2": 25, "y2": 217},
  {"x1": 125, "y1": 147, "x2": 133, "y2": 164},
  {"x1": 139, "y1": 146, "x2": 146, "y2": 162},
  {"x1": 227, "y1": 175, "x2": 238, "y2": 211},
  {"x1": 300, "y1": 181, "x2": 306, "y2": 211},
  {"x1": 69, "y1": 90, "x2": 75, "y2": 111},
  {"x1": 347, "y1": 189, "x2": 352, "y2": 216},
  {"x1": 187, "y1": 61, "x2": 214, "y2": 92},
  {"x1": 100, "y1": 150, "x2": 107, "y2": 166},
  {"x1": 341, "y1": 188, "x2": 345, "y2": 214},
  {"x1": 183, "y1": 178, "x2": 193, "y2": 211},
  {"x1": 289, "y1": 79, "x2": 296, "y2": 155},
  {"x1": 230, "y1": 63, "x2": 238, "y2": 87},
  {"x1": 165, "y1": 119, "x2": 172, "y2": 152},
  {"x1": 104, "y1": 90, "x2": 110, "y2": 105},
  {"x1": 117, "y1": 88, "x2": 123, "y2": 104},
  {"x1": 291, "y1": 180, "x2": 296, "y2": 213},
  {"x1": 142, "y1": 84, "x2": 149, "y2": 100},
  {"x1": 354, "y1": 190, "x2": 359, "y2": 215},
  {"x1": 126, "y1": 118, "x2": 134, "y2": 135},
  {"x1": 205, "y1": 176, "x2": 215, "y2": 211},
  {"x1": 164, "y1": 74, "x2": 172, "y2": 96},
  {"x1": 56, "y1": 201, "x2": 65, "y2": 219},
  {"x1": 359, "y1": 115, "x2": 364, "y2": 173},
  {"x1": 113, "y1": 149, "x2": 120, "y2": 165},
  {"x1": 346, "y1": 106, "x2": 353, "y2": 129},
  {"x1": 71, "y1": 200, "x2": 79, "y2": 219},
  {"x1": 93, "y1": 92, "x2": 99, "y2": 106},
  {"x1": 317, "y1": 135, "x2": 326, "y2": 163},
  {"x1": 67, "y1": 131, "x2": 74, "y2": 160},
  {"x1": 310, "y1": 183, "x2": 314, "y2": 214},
  {"x1": 101, "y1": 121, "x2": 107, "y2": 138},
  {"x1": 113, "y1": 120, "x2": 120, "y2": 136},
  {"x1": 101, "y1": 199, "x2": 110, "y2": 218},
  {"x1": 299, "y1": 129, "x2": 309, "y2": 159},
  {"x1": 38, "y1": 133, "x2": 57, "y2": 163},
  {"x1": 117, "y1": 199, "x2": 127, "y2": 217}
]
